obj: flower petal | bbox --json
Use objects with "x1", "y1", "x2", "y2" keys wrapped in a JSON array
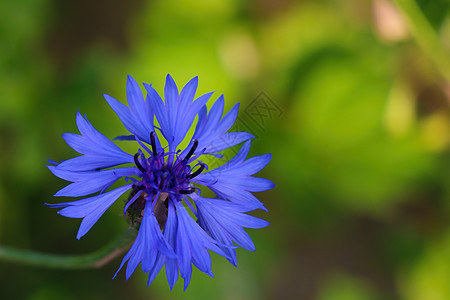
[
  {"x1": 192, "y1": 96, "x2": 253, "y2": 155},
  {"x1": 193, "y1": 141, "x2": 273, "y2": 210},
  {"x1": 56, "y1": 155, "x2": 133, "y2": 172},
  {"x1": 115, "y1": 199, "x2": 176, "y2": 280},
  {"x1": 202, "y1": 132, "x2": 254, "y2": 154},
  {"x1": 56, "y1": 112, "x2": 133, "y2": 171},
  {"x1": 53, "y1": 183, "x2": 133, "y2": 239},
  {"x1": 164, "y1": 201, "x2": 179, "y2": 289},
  {"x1": 194, "y1": 195, "x2": 269, "y2": 258},
  {"x1": 49, "y1": 167, "x2": 138, "y2": 197},
  {"x1": 104, "y1": 76, "x2": 155, "y2": 144},
  {"x1": 145, "y1": 75, "x2": 212, "y2": 150},
  {"x1": 175, "y1": 201, "x2": 227, "y2": 290}
]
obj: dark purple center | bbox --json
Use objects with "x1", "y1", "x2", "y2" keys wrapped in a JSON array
[{"x1": 133, "y1": 132, "x2": 205, "y2": 198}]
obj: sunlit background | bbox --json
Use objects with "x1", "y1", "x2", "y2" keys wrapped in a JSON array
[{"x1": 1, "y1": 0, "x2": 449, "y2": 299}]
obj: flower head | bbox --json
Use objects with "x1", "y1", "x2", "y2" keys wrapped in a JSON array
[{"x1": 48, "y1": 75, "x2": 273, "y2": 289}]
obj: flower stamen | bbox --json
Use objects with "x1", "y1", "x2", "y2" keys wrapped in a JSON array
[
  {"x1": 187, "y1": 162, "x2": 205, "y2": 179},
  {"x1": 134, "y1": 153, "x2": 147, "y2": 173},
  {"x1": 150, "y1": 131, "x2": 158, "y2": 156},
  {"x1": 159, "y1": 172, "x2": 168, "y2": 190},
  {"x1": 179, "y1": 187, "x2": 195, "y2": 194},
  {"x1": 183, "y1": 139, "x2": 198, "y2": 162}
]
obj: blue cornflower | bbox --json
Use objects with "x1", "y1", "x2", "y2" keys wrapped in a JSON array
[{"x1": 47, "y1": 75, "x2": 274, "y2": 290}]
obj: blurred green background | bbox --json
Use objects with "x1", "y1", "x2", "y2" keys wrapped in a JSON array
[{"x1": 1, "y1": 0, "x2": 449, "y2": 299}]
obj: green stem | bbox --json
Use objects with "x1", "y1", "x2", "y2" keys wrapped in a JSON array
[
  {"x1": 0, "y1": 227, "x2": 137, "y2": 269},
  {"x1": 392, "y1": 0, "x2": 450, "y2": 82}
]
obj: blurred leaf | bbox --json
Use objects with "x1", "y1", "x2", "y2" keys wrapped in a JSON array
[
  {"x1": 400, "y1": 232, "x2": 450, "y2": 300},
  {"x1": 318, "y1": 273, "x2": 381, "y2": 300}
]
